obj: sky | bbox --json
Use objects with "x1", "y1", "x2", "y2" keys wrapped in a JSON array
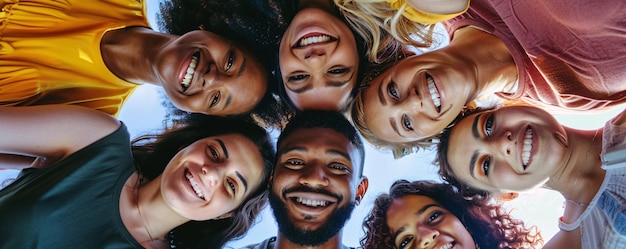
[{"x1": 1, "y1": 1, "x2": 624, "y2": 248}]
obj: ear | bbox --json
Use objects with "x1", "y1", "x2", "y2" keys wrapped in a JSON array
[
  {"x1": 215, "y1": 212, "x2": 233, "y2": 220},
  {"x1": 355, "y1": 177, "x2": 369, "y2": 206},
  {"x1": 267, "y1": 175, "x2": 273, "y2": 188}
]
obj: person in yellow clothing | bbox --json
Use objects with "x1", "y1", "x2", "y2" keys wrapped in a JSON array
[{"x1": 0, "y1": 0, "x2": 269, "y2": 117}]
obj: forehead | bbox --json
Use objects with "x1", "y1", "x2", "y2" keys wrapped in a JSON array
[
  {"x1": 279, "y1": 127, "x2": 355, "y2": 152},
  {"x1": 212, "y1": 134, "x2": 264, "y2": 187},
  {"x1": 386, "y1": 195, "x2": 439, "y2": 229}
]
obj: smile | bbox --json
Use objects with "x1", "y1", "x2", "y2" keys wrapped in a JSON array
[
  {"x1": 185, "y1": 168, "x2": 205, "y2": 200},
  {"x1": 522, "y1": 126, "x2": 533, "y2": 169},
  {"x1": 294, "y1": 33, "x2": 337, "y2": 48},
  {"x1": 295, "y1": 197, "x2": 330, "y2": 207},
  {"x1": 426, "y1": 73, "x2": 441, "y2": 112},
  {"x1": 438, "y1": 242, "x2": 454, "y2": 249},
  {"x1": 181, "y1": 51, "x2": 200, "y2": 89}
]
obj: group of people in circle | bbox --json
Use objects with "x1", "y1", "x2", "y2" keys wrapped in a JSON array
[{"x1": 0, "y1": 0, "x2": 624, "y2": 248}]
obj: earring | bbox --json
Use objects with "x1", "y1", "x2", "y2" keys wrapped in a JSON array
[{"x1": 355, "y1": 195, "x2": 362, "y2": 205}]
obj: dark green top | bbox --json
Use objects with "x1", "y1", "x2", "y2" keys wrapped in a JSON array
[{"x1": 0, "y1": 123, "x2": 142, "y2": 248}]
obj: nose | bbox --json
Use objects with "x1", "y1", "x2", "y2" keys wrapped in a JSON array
[
  {"x1": 494, "y1": 130, "x2": 514, "y2": 157},
  {"x1": 202, "y1": 64, "x2": 224, "y2": 88},
  {"x1": 418, "y1": 227, "x2": 439, "y2": 249},
  {"x1": 201, "y1": 165, "x2": 221, "y2": 188},
  {"x1": 294, "y1": 47, "x2": 329, "y2": 68},
  {"x1": 298, "y1": 163, "x2": 329, "y2": 187}
]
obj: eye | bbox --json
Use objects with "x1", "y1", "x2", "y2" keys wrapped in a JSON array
[
  {"x1": 225, "y1": 50, "x2": 234, "y2": 72},
  {"x1": 210, "y1": 91, "x2": 220, "y2": 108},
  {"x1": 328, "y1": 163, "x2": 351, "y2": 175},
  {"x1": 288, "y1": 74, "x2": 309, "y2": 82},
  {"x1": 208, "y1": 146, "x2": 219, "y2": 160},
  {"x1": 481, "y1": 156, "x2": 491, "y2": 176},
  {"x1": 283, "y1": 159, "x2": 305, "y2": 169},
  {"x1": 484, "y1": 114, "x2": 494, "y2": 137},
  {"x1": 328, "y1": 68, "x2": 349, "y2": 75},
  {"x1": 387, "y1": 81, "x2": 400, "y2": 99},
  {"x1": 398, "y1": 236, "x2": 413, "y2": 249},
  {"x1": 428, "y1": 211, "x2": 443, "y2": 224},
  {"x1": 402, "y1": 114, "x2": 414, "y2": 131},
  {"x1": 226, "y1": 178, "x2": 237, "y2": 195}
]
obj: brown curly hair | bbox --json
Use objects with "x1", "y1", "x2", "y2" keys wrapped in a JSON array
[{"x1": 361, "y1": 180, "x2": 543, "y2": 249}]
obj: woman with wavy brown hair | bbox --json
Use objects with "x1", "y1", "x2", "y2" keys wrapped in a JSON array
[{"x1": 362, "y1": 180, "x2": 542, "y2": 249}]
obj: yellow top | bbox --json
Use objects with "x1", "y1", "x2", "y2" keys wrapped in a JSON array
[
  {"x1": 385, "y1": 0, "x2": 469, "y2": 24},
  {"x1": 0, "y1": 0, "x2": 149, "y2": 116}
]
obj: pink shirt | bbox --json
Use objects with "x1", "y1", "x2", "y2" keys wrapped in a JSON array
[{"x1": 443, "y1": 0, "x2": 626, "y2": 111}]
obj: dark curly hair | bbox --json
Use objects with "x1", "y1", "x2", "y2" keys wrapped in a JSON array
[
  {"x1": 131, "y1": 114, "x2": 275, "y2": 249},
  {"x1": 157, "y1": 0, "x2": 293, "y2": 129},
  {"x1": 361, "y1": 180, "x2": 543, "y2": 249}
]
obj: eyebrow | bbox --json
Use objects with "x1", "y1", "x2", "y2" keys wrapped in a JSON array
[
  {"x1": 326, "y1": 149, "x2": 351, "y2": 162},
  {"x1": 391, "y1": 204, "x2": 440, "y2": 244},
  {"x1": 377, "y1": 79, "x2": 387, "y2": 105},
  {"x1": 216, "y1": 138, "x2": 230, "y2": 159},
  {"x1": 467, "y1": 114, "x2": 482, "y2": 179},
  {"x1": 237, "y1": 57, "x2": 247, "y2": 77},
  {"x1": 278, "y1": 146, "x2": 307, "y2": 156},
  {"x1": 390, "y1": 118, "x2": 404, "y2": 138},
  {"x1": 222, "y1": 95, "x2": 232, "y2": 111},
  {"x1": 285, "y1": 70, "x2": 355, "y2": 94},
  {"x1": 236, "y1": 171, "x2": 248, "y2": 193}
]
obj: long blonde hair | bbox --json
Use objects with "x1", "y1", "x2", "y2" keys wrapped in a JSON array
[{"x1": 334, "y1": 0, "x2": 435, "y2": 63}]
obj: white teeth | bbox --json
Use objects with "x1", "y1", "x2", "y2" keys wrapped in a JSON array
[
  {"x1": 522, "y1": 127, "x2": 533, "y2": 167},
  {"x1": 296, "y1": 197, "x2": 329, "y2": 207},
  {"x1": 181, "y1": 53, "x2": 199, "y2": 88},
  {"x1": 299, "y1": 35, "x2": 331, "y2": 47},
  {"x1": 438, "y1": 243, "x2": 453, "y2": 249},
  {"x1": 185, "y1": 170, "x2": 205, "y2": 200},
  {"x1": 427, "y1": 75, "x2": 441, "y2": 110}
]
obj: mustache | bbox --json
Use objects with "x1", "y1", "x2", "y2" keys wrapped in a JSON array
[{"x1": 282, "y1": 185, "x2": 342, "y2": 202}]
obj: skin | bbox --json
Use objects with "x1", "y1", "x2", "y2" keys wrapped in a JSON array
[
  {"x1": 386, "y1": 195, "x2": 476, "y2": 249},
  {"x1": 158, "y1": 134, "x2": 264, "y2": 221},
  {"x1": 272, "y1": 127, "x2": 367, "y2": 231},
  {"x1": 279, "y1": 6, "x2": 359, "y2": 111},
  {"x1": 361, "y1": 27, "x2": 517, "y2": 143},
  {"x1": 102, "y1": 28, "x2": 267, "y2": 116},
  {"x1": 446, "y1": 106, "x2": 570, "y2": 192},
  {"x1": 405, "y1": 0, "x2": 469, "y2": 14}
]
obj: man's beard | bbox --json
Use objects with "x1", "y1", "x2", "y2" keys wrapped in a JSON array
[{"x1": 268, "y1": 188, "x2": 355, "y2": 247}]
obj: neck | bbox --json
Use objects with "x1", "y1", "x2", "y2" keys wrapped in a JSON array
[
  {"x1": 121, "y1": 173, "x2": 189, "y2": 248},
  {"x1": 101, "y1": 26, "x2": 174, "y2": 85},
  {"x1": 545, "y1": 127, "x2": 605, "y2": 203},
  {"x1": 447, "y1": 27, "x2": 518, "y2": 100},
  {"x1": 274, "y1": 232, "x2": 344, "y2": 249}
]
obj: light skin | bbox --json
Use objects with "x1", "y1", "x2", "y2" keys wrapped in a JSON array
[
  {"x1": 101, "y1": 27, "x2": 267, "y2": 116},
  {"x1": 405, "y1": 0, "x2": 469, "y2": 14},
  {"x1": 279, "y1": 1, "x2": 359, "y2": 111},
  {"x1": 386, "y1": 195, "x2": 476, "y2": 249},
  {"x1": 445, "y1": 105, "x2": 610, "y2": 249},
  {"x1": 0, "y1": 105, "x2": 265, "y2": 249},
  {"x1": 361, "y1": 27, "x2": 517, "y2": 143},
  {"x1": 272, "y1": 127, "x2": 368, "y2": 248}
]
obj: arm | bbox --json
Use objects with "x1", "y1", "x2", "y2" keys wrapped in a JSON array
[
  {"x1": 0, "y1": 105, "x2": 120, "y2": 169},
  {"x1": 543, "y1": 229, "x2": 582, "y2": 249}
]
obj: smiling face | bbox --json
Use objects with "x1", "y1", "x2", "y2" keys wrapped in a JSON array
[
  {"x1": 159, "y1": 134, "x2": 264, "y2": 221},
  {"x1": 155, "y1": 30, "x2": 267, "y2": 116},
  {"x1": 269, "y1": 127, "x2": 365, "y2": 245},
  {"x1": 447, "y1": 106, "x2": 570, "y2": 192},
  {"x1": 362, "y1": 54, "x2": 475, "y2": 143},
  {"x1": 279, "y1": 8, "x2": 359, "y2": 111},
  {"x1": 386, "y1": 195, "x2": 476, "y2": 249}
]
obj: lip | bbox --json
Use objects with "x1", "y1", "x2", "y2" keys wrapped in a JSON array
[
  {"x1": 429, "y1": 73, "x2": 446, "y2": 112},
  {"x1": 183, "y1": 168, "x2": 206, "y2": 201},
  {"x1": 293, "y1": 27, "x2": 336, "y2": 48},
  {"x1": 518, "y1": 125, "x2": 537, "y2": 171},
  {"x1": 177, "y1": 50, "x2": 205, "y2": 91},
  {"x1": 285, "y1": 192, "x2": 337, "y2": 216},
  {"x1": 415, "y1": 72, "x2": 439, "y2": 119}
]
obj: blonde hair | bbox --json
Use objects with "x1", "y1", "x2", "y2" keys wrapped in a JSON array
[
  {"x1": 350, "y1": 86, "x2": 439, "y2": 158},
  {"x1": 335, "y1": 0, "x2": 435, "y2": 63}
]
